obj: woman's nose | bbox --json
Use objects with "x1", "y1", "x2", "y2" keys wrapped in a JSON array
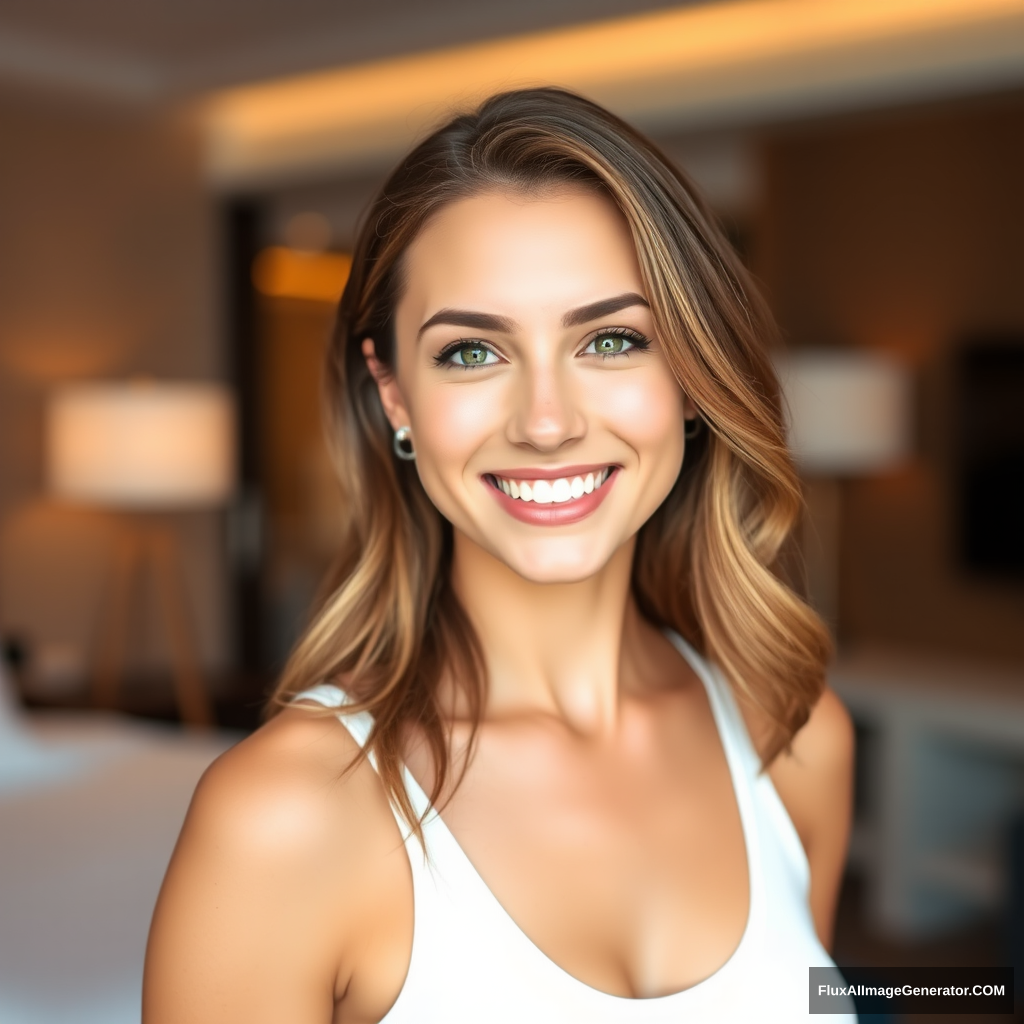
[{"x1": 507, "y1": 358, "x2": 587, "y2": 452}]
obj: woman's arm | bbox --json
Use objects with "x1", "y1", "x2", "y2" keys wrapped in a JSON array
[
  {"x1": 766, "y1": 687, "x2": 855, "y2": 950},
  {"x1": 143, "y1": 709, "x2": 412, "y2": 1024}
]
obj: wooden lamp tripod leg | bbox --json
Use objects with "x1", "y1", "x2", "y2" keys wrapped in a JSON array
[
  {"x1": 151, "y1": 526, "x2": 215, "y2": 728},
  {"x1": 92, "y1": 521, "x2": 215, "y2": 728},
  {"x1": 93, "y1": 528, "x2": 143, "y2": 710}
]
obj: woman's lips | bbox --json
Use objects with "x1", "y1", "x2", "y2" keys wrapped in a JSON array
[{"x1": 483, "y1": 467, "x2": 618, "y2": 525}]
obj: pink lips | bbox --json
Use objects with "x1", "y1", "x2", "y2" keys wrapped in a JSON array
[{"x1": 484, "y1": 467, "x2": 618, "y2": 526}]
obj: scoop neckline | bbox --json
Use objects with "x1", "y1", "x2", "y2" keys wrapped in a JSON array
[{"x1": 394, "y1": 631, "x2": 762, "y2": 1006}]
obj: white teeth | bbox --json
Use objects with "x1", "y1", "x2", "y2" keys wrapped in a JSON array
[
  {"x1": 532, "y1": 480, "x2": 554, "y2": 504},
  {"x1": 495, "y1": 469, "x2": 613, "y2": 504},
  {"x1": 551, "y1": 478, "x2": 571, "y2": 503}
]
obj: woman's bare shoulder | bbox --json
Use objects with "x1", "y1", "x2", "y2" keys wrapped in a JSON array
[
  {"x1": 764, "y1": 687, "x2": 854, "y2": 947},
  {"x1": 768, "y1": 687, "x2": 855, "y2": 820},
  {"x1": 172, "y1": 702, "x2": 412, "y2": 907},
  {"x1": 191, "y1": 705, "x2": 373, "y2": 843},
  {"x1": 144, "y1": 705, "x2": 411, "y2": 1023}
]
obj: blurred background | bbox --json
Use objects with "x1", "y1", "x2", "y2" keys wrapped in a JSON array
[{"x1": 0, "y1": 1, "x2": 1023, "y2": 1021}]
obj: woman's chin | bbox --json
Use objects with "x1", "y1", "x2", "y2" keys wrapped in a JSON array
[
  {"x1": 498, "y1": 537, "x2": 626, "y2": 586},
  {"x1": 449, "y1": 514, "x2": 637, "y2": 586}
]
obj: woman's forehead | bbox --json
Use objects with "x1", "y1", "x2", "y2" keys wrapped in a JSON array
[{"x1": 396, "y1": 190, "x2": 645, "y2": 330}]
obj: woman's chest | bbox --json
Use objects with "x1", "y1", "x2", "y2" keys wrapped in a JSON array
[{"x1": 428, "y1": 713, "x2": 750, "y2": 998}]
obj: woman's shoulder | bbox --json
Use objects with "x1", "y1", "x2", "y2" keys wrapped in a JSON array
[
  {"x1": 763, "y1": 686, "x2": 854, "y2": 945},
  {"x1": 749, "y1": 686, "x2": 854, "y2": 851},
  {"x1": 144, "y1": 704, "x2": 413, "y2": 1022},
  {"x1": 766, "y1": 686, "x2": 855, "y2": 820},
  {"x1": 182, "y1": 701, "x2": 408, "y2": 884},
  {"x1": 196, "y1": 705, "x2": 367, "y2": 833}
]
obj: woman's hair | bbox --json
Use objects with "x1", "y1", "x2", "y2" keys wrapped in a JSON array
[{"x1": 272, "y1": 87, "x2": 831, "y2": 834}]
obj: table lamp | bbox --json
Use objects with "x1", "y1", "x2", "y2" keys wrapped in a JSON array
[
  {"x1": 776, "y1": 349, "x2": 912, "y2": 633},
  {"x1": 48, "y1": 381, "x2": 236, "y2": 726}
]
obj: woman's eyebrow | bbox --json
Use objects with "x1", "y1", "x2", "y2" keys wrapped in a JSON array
[
  {"x1": 417, "y1": 292, "x2": 649, "y2": 338},
  {"x1": 562, "y1": 292, "x2": 649, "y2": 327},
  {"x1": 418, "y1": 309, "x2": 516, "y2": 337}
]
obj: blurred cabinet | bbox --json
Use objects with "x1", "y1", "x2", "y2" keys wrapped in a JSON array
[{"x1": 833, "y1": 651, "x2": 1024, "y2": 939}]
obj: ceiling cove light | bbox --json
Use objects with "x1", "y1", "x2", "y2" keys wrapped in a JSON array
[{"x1": 204, "y1": 0, "x2": 1024, "y2": 189}]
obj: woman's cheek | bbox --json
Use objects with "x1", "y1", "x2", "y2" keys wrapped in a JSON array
[
  {"x1": 595, "y1": 367, "x2": 687, "y2": 455},
  {"x1": 414, "y1": 381, "x2": 503, "y2": 477}
]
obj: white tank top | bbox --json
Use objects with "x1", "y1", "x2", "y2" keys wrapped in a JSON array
[{"x1": 295, "y1": 631, "x2": 857, "y2": 1022}]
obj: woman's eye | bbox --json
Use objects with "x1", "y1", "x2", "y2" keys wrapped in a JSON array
[
  {"x1": 593, "y1": 334, "x2": 627, "y2": 355},
  {"x1": 442, "y1": 343, "x2": 499, "y2": 367},
  {"x1": 584, "y1": 330, "x2": 649, "y2": 357}
]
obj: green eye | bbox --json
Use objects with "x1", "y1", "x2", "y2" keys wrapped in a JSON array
[
  {"x1": 593, "y1": 334, "x2": 625, "y2": 355},
  {"x1": 433, "y1": 341, "x2": 500, "y2": 369},
  {"x1": 458, "y1": 345, "x2": 490, "y2": 364},
  {"x1": 447, "y1": 344, "x2": 498, "y2": 366},
  {"x1": 584, "y1": 329, "x2": 650, "y2": 358}
]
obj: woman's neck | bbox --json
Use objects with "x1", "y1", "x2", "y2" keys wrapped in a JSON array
[{"x1": 449, "y1": 532, "x2": 648, "y2": 737}]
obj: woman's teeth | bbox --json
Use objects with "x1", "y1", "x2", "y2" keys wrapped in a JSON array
[{"x1": 492, "y1": 468, "x2": 611, "y2": 504}]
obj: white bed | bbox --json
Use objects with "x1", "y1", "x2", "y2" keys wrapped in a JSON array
[{"x1": 0, "y1": 665, "x2": 239, "y2": 1024}]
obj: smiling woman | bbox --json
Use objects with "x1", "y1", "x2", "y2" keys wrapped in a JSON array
[
  {"x1": 371, "y1": 189, "x2": 689, "y2": 577},
  {"x1": 144, "y1": 88, "x2": 855, "y2": 1024}
]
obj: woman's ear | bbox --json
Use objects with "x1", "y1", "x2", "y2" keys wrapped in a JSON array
[
  {"x1": 682, "y1": 394, "x2": 699, "y2": 421},
  {"x1": 362, "y1": 338, "x2": 412, "y2": 432}
]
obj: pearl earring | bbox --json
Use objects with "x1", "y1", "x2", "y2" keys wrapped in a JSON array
[{"x1": 393, "y1": 425, "x2": 416, "y2": 461}]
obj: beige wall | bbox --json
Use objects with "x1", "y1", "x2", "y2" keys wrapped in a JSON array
[
  {"x1": 0, "y1": 84, "x2": 230, "y2": 685},
  {"x1": 756, "y1": 92, "x2": 1024, "y2": 664}
]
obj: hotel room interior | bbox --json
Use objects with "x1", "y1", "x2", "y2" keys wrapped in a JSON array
[{"x1": 0, "y1": 1, "x2": 1023, "y2": 1020}]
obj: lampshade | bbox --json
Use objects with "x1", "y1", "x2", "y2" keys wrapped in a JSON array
[
  {"x1": 777, "y1": 349, "x2": 912, "y2": 475},
  {"x1": 48, "y1": 381, "x2": 236, "y2": 508}
]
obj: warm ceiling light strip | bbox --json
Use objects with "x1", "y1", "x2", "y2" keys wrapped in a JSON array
[{"x1": 205, "y1": 0, "x2": 1024, "y2": 188}]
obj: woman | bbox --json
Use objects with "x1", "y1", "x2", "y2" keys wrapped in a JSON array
[{"x1": 145, "y1": 88, "x2": 855, "y2": 1023}]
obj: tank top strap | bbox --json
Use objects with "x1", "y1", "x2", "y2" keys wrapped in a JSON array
[
  {"x1": 664, "y1": 629, "x2": 812, "y2": 892},
  {"x1": 293, "y1": 683, "x2": 378, "y2": 762},
  {"x1": 291, "y1": 684, "x2": 433, "y2": 827},
  {"x1": 662, "y1": 631, "x2": 762, "y2": 778},
  {"x1": 663, "y1": 630, "x2": 770, "y2": 943}
]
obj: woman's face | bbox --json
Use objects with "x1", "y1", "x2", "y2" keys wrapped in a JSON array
[{"x1": 367, "y1": 188, "x2": 691, "y2": 584}]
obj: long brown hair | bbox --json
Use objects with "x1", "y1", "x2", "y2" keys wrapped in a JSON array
[{"x1": 273, "y1": 87, "x2": 831, "y2": 835}]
